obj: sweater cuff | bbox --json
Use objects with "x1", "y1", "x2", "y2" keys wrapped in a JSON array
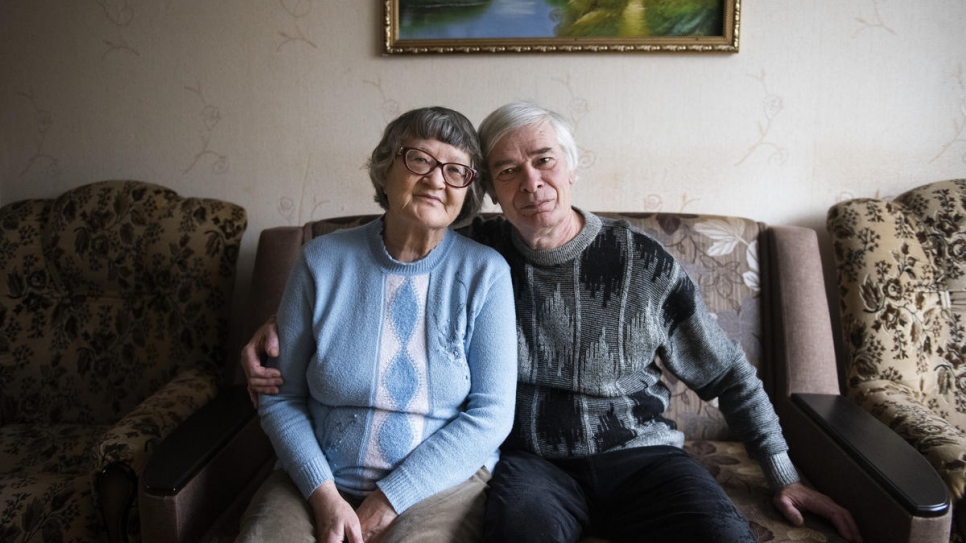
[
  {"x1": 376, "y1": 471, "x2": 420, "y2": 514},
  {"x1": 760, "y1": 452, "x2": 800, "y2": 490},
  {"x1": 291, "y1": 457, "x2": 334, "y2": 499}
]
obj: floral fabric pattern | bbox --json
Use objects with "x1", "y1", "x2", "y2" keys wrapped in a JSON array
[
  {"x1": 828, "y1": 179, "x2": 966, "y2": 536},
  {"x1": 0, "y1": 180, "x2": 246, "y2": 542},
  {"x1": 607, "y1": 213, "x2": 763, "y2": 442},
  {"x1": 686, "y1": 440, "x2": 848, "y2": 542}
]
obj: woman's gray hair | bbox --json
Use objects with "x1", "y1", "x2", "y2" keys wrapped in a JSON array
[
  {"x1": 369, "y1": 106, "x2": 484, "y2": 228},
  {"x1": 477, "y1": 101, "x2": 579, "y2": 200}
]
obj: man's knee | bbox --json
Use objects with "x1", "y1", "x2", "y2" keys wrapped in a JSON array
[
  {"x1": 483, "y1": 498, "x2": 584, "y2": 543},
  {"x1": 484, "y1": 451, "x2": 588, "y2": 543},
  {"x1": 679, "y1": 507, "x2": 756, "y2": 543}
]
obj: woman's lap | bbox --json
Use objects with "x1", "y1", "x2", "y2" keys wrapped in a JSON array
[
  {"x1": 236, "y1": 467, "x2": 490, "y2": 543},
  {"x1": 236, "y1": 470, "x2": 316, "y2": 543}
]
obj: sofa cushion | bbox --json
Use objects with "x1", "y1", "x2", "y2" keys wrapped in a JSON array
[{"x1": 687, "y1": 440, "x2": 847, "y2": 542}]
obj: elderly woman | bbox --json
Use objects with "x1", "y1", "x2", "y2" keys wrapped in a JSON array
[{"x1": 236, "y1": 107, "x2": 517, "y2": 543}]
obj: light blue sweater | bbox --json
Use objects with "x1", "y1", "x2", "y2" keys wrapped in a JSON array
[{"x1": 259, "y1": 218, "x2": 517, "y2": 513}]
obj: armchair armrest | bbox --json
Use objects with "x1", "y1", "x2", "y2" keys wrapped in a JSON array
[
  {"x1": 762, "y1": 226, "x2": 952, "y2": 541},
  {"x1": 852, "y1": 380, "x2": 966, "y2": 502},
  {"x1": 792, "y1": 393, "x2": 948, "y2": 517},
  {"x1": 95, "y1": 367, "x2": 221, "y2": 473},
  {"x1": 93, "y1": 367, "x2": 221, "y2": 543},
  {"x1": 142, "y1": 385, "x2": 258, "y2": 495},
  {"x1": 139, "y1": 384, "x2": 274, "y2": 543},
  {"x1": 778, "y1": 392, "x2": 951, "y2": 543}
]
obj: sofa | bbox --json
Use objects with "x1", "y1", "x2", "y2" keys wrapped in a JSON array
[
  {"x1": 828, "y1": 179, "x2": 966, "y2": 540},
  {"x1": 0, "y1": 180, "x2": 247, "y2": 543},
  {"x1": 142, "y1": 211, "x2": 951, "y2": 542}
]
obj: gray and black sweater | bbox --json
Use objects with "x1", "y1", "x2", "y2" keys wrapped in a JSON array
[{"x1": 465, "y1": 209, "x2": 799, "y2": 490}]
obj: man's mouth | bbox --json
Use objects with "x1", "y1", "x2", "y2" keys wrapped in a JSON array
[{"x1": 520, "y1": 199, "x2": 553, "y2": 213}]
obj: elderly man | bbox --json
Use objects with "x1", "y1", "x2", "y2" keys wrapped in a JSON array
[{"x1": 242, "y1": 102, "x2": 861, "y2": 542}]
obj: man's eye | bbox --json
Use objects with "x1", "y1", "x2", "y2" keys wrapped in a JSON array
[
  {"x1": 535, "y1": 157, "x2": 556, "y2": 169},
  {"x1": 496, "y1": 168, "x2": 517, "y2": 180}
]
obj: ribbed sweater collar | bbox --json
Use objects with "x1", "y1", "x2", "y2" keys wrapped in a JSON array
[
  {"x1": 510, "y1": 208, "x2": 601, "y2": 267},
  {"x1": 365, "y1": 217, "x2": 455, "y2": 274}
]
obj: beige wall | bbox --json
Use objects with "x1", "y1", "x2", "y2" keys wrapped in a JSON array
[{"x1": 3, "y1": 0, "x2": 965, "y2": 347}]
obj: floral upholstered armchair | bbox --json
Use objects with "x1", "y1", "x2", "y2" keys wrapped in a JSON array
[
  {"x1": 157, "y1": 211, "x2": 944, "y2": 543},
  {"x1": 0, "y1": 180, "x2": 246, "y2": 542},
  {"x1": 828, "y1": 179, "x2": 966, "y2": 539}
]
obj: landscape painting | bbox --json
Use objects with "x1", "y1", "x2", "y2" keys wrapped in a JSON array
[{"x1": 385, "y1": 0, "x2": 740, "y2": 54}]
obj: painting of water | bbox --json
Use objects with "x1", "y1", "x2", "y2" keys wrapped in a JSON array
[{"x1": 386, "y1": 0, "x2": 740, "y2": 53}]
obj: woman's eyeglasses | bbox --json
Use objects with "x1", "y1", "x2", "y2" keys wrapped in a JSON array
[{"x1": 398, "y1": 147, "x2": 477, "y2": 188}]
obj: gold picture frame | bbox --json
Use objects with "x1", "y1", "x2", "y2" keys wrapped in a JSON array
[{"x1": 385, "y1": 0, "x2": 740, "y2": 54}]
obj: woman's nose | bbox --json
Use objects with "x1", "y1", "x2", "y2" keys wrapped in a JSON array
[{"x1": 422, "y1": 165, "x2": 447, "y2": 188}]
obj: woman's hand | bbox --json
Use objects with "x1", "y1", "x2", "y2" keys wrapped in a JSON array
[
  {"x1": 355, "y1": 488, "x2": 398, "y2": 543},
  {"x1": 309, "y1": 480, "x2": 364, "y2": 543},
  {"x1": 240, "y1": 315, "x2": 284, "y2": 407}
]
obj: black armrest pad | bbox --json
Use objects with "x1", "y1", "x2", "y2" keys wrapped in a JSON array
[
  {"x1": 792, "y1": 393, "x2": 949, "y2": 516},
  {"x1": 142, "y1": 385, "x2": 257, "y2": 496}
]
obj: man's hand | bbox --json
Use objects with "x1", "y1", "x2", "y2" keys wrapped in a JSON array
[
  {"x1": 309, "y1": 480, "x2": 364, "y2": 543},
  {"x1": 774, "y1": 482, "x2": 862, "y2": 542},
  {"x1": 355, "y1": 488, "x2": 398, "y2": 543},
  {"x1": 240, "y1": 315, "x2": 283, "y2": 407}
]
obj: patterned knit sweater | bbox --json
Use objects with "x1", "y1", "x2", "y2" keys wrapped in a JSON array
[
  {"x1": 260, "y1": 219, "x2": 517, "y2": 513},
  {"x1": 465, "y1": 209, "x2": 799, "y2": 490}
]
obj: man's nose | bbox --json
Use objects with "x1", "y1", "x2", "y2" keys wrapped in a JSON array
[{"x1": 519, "y1": 166, "x2": 542, "y2": 192}]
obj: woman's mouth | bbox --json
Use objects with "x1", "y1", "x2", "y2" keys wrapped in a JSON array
[{"x1": 416, "y1": 194, "x2": 443, "y2": 204}]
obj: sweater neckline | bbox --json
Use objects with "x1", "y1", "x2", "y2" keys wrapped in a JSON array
[
  {"x1": 366, "y1": 217, "x2": 454, "y2": 274},
  {"x1": 510, "y1": 208, "x2": 601, "y2": 267}
]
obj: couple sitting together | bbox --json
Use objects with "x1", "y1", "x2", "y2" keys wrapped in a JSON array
[{"x1": 235, "y1": 102, "x2": 862, "y2": 543}]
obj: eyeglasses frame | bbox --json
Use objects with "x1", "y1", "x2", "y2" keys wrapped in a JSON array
[{"x1": 397, "y1": 147, "x2": 477, "y2": 188}]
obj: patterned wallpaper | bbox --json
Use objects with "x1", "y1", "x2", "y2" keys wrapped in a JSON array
[{"x1": 2, "y1": 0, "x2": 965, "y2": 309}]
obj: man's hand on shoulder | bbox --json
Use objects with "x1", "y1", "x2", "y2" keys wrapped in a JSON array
[{"x1": 240, "y1": 315, "x2": 283, "y2": 407}]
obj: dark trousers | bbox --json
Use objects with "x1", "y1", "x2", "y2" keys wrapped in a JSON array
[{"x1": 483, "y1": 446, "x2": 757, "y2": 543}]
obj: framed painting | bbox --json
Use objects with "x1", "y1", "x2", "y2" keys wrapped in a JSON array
[{"x1": 385, "y1": 0, "x2": 740, "y2": 54}]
